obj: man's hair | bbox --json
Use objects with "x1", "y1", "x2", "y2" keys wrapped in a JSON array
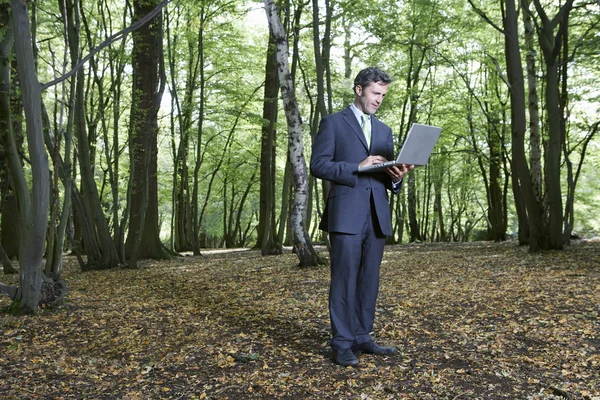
[{"x1": 353, "y1": 67, "x2": 392, "y2": 94}]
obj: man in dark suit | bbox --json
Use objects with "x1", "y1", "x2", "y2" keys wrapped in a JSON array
[{"x1": 310, "y1": 67, "x2": 413, "y2": 367}]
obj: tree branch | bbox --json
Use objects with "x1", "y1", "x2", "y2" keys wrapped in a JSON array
[
  {"x1": 0, "y1": 283, "x2": 17, "y2": 299},
  {"x1": 0, "y1": 243, "x2": 16, "y2": 273},
  {"x1": 487, "y1": 53, "x2": 512, "y2": 89},
  {"x1": 550, "y1": 0, "x2": 576, "y2": 29},
  {"x1": 467, "y1": 0, "x2": 505, "y2": 35},
  {"x1": 40, "y1": 0, "x2": 173, "y2": 91}
]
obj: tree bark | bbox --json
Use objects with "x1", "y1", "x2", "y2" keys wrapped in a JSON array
[
  {"x1": 532, "y1": 0, "x2": 575, "y2": 250},
  {"x1": 190, "y1": 5, "x2": 209, "y2": 256},
  {"x1": 10, "y1": 0, "x2": 50, "y2": 314},
  {"x1": 0, "y1": 7, "x2": 22, "y2": 263},
  {"x1": 257, "y1": 31, "x2": 282, "y2": 255},
  {"x1": 126, "y1": 0, "x2": 168, "y2": 265},
  {"x1": 62, "y1": 0, "x2": 120, "y2": 269},
  {"x1": 264, "y1": 0, "x2": 324, "y2": 267},
  {"x1": 503, "y1": 0, "x2": 547, "y2": 251},
  {"x1": 522, "y1": 0, "x2": 542, "y2": 204},
  {"x1": 166, "y1": 5, "x2": 195, "y2": 253}
]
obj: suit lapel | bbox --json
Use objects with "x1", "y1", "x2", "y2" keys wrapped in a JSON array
[
  {"x1": 342, "y1": 107, "x2": 369, "y2": 150},
  {"x1": 370, "y1": 116, "x2": 381, "y2": 152}
]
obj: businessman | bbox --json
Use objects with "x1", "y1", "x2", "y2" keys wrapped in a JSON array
[{"x1": 310, "y1": 67, "x2": 413, "y2": 367}]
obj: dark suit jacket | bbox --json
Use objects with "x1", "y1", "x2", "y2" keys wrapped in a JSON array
[{"x1": 310, "y1": 106, "x2": 398, "y2": 236}]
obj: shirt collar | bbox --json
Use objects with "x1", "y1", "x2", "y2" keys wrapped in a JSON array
[{"x1": 350, "y1": 103, "x2": 370, "y2": 125}]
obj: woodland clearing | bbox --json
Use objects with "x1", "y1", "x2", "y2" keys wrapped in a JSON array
[{"x1": 1, "y1": 241, "x2": 599, "y2": 399}]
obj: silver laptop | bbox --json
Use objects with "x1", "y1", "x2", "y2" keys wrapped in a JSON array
[{"x1": 358, "y1": 123, "x2": 442, "y2": 173}]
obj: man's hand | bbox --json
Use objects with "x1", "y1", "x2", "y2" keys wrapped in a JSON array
[
  {"x1": 359, "y1": 155, "x2": 387, "y2": 169},
  {"x1": 386, "y1": 164, "x2": 414, "y2": 182}
]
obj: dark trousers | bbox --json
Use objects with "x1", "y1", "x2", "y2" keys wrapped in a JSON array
[{"x1": 328, "y1": 199, "x2": 386, "y2": 350}]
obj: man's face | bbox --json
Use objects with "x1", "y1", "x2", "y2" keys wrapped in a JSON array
[{"x1": 354, "y1": 81, "x2": 390, "y2": 115}]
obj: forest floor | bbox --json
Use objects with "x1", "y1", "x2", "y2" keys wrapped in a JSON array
[{"x1": 0, "y1": 240, "x2": 599, "y2": 400}]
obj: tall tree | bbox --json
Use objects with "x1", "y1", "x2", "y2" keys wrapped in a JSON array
[
  {"x1": 469, "y1": 0, "x2": 548, "y2": 251},
  {"x1": 264, "y1": 0, "x2": 324, "y2": 266},
  {"x1": 530, "y1": 0, "x2": 575, "y2": 249},
  {"x1": 166, "y1": 4, "x2": 197, "y2": 253},
  {"x1": 62, "y1": 0, "x2": 121, "y2": 269},
  {"x1": 522, "y1": 0, "x2": 542, "y2": 205},
  {"x1": 0, "y1": 2, "x2": 18, "y2": 274},
  {"x1": 2, "y1": 0, "x2": 50, "y2": 313},
  {"x1": 502, "y1": 0, "x2": 547, "y2": 251},
  {"x1": 126, "y1": 0, "x2": 168, "y2": 266},
  {"x1": 257, "y1": 31, "x2": 282, "y2": 255}
]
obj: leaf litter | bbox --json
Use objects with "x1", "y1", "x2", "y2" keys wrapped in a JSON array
[{"x1": 0, "y1": 240, "x2": 599, "y2": 399}]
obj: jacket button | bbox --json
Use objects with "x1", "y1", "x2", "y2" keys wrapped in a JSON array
[{"x1": 366, "y1": 187, "x2": 371, "y2": 191}]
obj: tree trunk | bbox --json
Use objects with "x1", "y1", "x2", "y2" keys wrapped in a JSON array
[
  {"x1": 80, "y1": 2, "x2": 127, "y2": 263},
  {"x1": 258, "y1": 31, "x2": 282, "y2": 255},
  {"x1": 190, "y1": 7, "x2": 207, "y2": 256},
  {"x1": 126, "y1": 0, "x2": 168, "y2": 265},
  {"x1": 532, "y1": 0, "x2": 574, "y2": 250},
  {"x1": 165, "y1": 6, "x2": 197, "y2": 252},
  {"x1": 165, "y1": 7, "x2": 193, "y2": 253},
  {"x1": 0, "y1": 7, "x2": 21, "y2": 263},
  {"x1": 433, "y1": 176, "x2": 445, "y2": 241},
  {"x1": 277, "y1": 155, "x2": 292, "y2": 246},
  {"x1": 522, "y1": 0, "x2": 542, "y2": 203},
  {"x1": 0, "y1": 194, "x2": 19, "y2": 259},
  {"x1": 503, "y1": 0, "x2": 546, "y2": 251},
  {"x1": 62, "y1": 0, "x2": 120, "y2": 269},
  {"x1": 407, "y1": 174, "x2": 422, "y2": 242},
  {"x1": 10, "y1": 0, "x2": 50, "y2": 314},
  {"x1": 264, "y1": 0, "x2": 324, "y2": 267}
]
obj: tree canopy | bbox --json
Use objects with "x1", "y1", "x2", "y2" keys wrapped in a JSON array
[{"x1": 0, "y1": 0, "x2": 599, "y2": 313}]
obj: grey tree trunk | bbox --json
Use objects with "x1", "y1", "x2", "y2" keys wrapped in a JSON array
[
  {"x1": 264, "y1": 0, "x2": 324, "y2": 267},
  {"x1": 62, "y1": 0, "x2": 120, "y2": 269},
  {"x1": 522, "y1": 0, "x2": 542, "y2": 203},
  {"x1": 532, "y1": 0, "x2": 575, "y2": 250},
  {"x1": 503, "y1": 0, "x2": 547, "y2": 251},
  {"x1": 0, "y1": 6, "x2": 23, "y2": 263},
  {"x1": 277, "y1": 156, "x2": 292, "y2": 246},
  {"x1": 10, "y1": 0, "x2": 50, "y2": 314},
  {"x1": 126, "y1": 0, "x2": 168, "y2": 266},
  {"x1": 165, "y1": 7, "x2": 193, "y2": 253},
  {"x1": 258, "y1": 31, "x2": 282, "y2": 255}
]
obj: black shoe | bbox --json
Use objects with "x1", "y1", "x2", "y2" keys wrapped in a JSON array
[
  {"x1": 333, "y1": 348, "x2": 359, "y2": 367},
  {"x1": 352, "y1": 341, "x2": 398, "y2": 356}
]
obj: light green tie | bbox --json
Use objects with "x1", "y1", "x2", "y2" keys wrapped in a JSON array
[{"x1": 361, "y1": 114, "x2": 371, "y2": 148}]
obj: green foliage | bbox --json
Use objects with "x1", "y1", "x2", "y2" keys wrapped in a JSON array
[{"x1": 4, "y1": 0, "x2": 598, "y2": 253}]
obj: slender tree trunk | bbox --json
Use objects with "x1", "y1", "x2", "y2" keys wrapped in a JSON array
[
  {"x1": 44, "y1": 0, "x2": 79, "y2": 278},
  {"x1": 63, "y1": 0, "x2": 120, "y2": 269},
  {"x1": 407, "y1": 174, "x2": 422, "y2": 242},
  {"x1": 0, "y1": 9, "x2": 18, "y2": 273},
  {"x1": 164, "y1": 6, "x2": 192, "y2": 253},
  {"x1": 0, "y1": 8, "x2": 22, "y2": 263},
  {"x1": 190, "y1": 7, "x2": 208, "y2": 256},
  {"x1": 522, "y1": 0, "x2": 542, "y2": 203},
  {"x1": 532, "y1": 0, "x2": 574, "y2": 250},
  {"x1": 80, "y1": 1, "x2": 127, "y2": 263},
  {"x1": 265, "y1": 0, "x2": 324, "y2": 266},
  {"x1": 10, "y1": 0, "x2": 50, "y2": 313},
  {"x1": 277, "y1": 155, "x2": 291, "y2": 246},
  {"x1": 401, "y1": 32, "x2": 427, "y2": 242},
  {"x1": 503, "y1": 0, "x2": 546, "y2": 251},
  {"x1": 310, "y1": 0, "x2": 332, "y2": 243},
  {"x1": 433, "y1": 176, "x2": 445, "y2": 241},
  {"x1": 258, "y1": 31, "x2": 282, "y2": 255}
]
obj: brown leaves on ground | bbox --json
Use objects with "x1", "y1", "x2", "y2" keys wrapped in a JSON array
[{"x1": 0, "y1": 241, "x2": 599, "y2": 399}]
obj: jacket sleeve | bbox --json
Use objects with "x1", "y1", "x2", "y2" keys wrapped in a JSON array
[
  {"x1": 383, "y1": 123, "x2": 401, "y2": 194},
  {"x1": 310, "y1": 116, "x2": 359, "y2": 187}
]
